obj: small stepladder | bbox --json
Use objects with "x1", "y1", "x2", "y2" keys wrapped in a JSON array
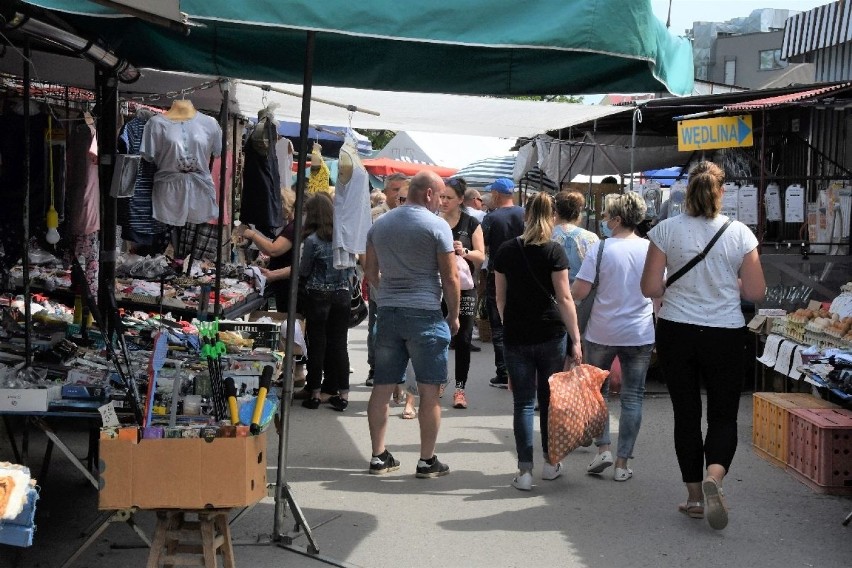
[{"x1": 146, "y1": 509, "x2": 235, "y2": 568}]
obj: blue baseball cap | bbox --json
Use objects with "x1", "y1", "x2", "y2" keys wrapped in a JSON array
[{"x1": 485, "y1": 177, "x2": 514, "y2": 194}]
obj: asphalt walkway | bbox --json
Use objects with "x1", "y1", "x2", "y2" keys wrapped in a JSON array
[{"x1": 2, "y1": 322, "x2": 850, "y2": 567}]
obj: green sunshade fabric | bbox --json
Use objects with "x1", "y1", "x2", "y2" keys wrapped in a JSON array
[{"x1": 24, "y1": 0, "x2": 694, "y2": 96}]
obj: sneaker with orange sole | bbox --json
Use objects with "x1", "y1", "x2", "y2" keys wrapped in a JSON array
[{"x1": 452, "y1": 389, "x2": 467, "y2": 409}]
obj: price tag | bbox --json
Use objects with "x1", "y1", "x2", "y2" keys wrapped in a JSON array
[{"x1": 98, "y1": 401, "x2": 121, "y2": 427}]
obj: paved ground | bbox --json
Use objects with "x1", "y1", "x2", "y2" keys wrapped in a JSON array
[{"x1": 2, "y1": 321, "x2": 850, "y2": 567}]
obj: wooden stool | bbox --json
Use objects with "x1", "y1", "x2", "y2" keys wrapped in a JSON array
[{"x1": 146, "y1": 509, "x2": 235, "y2": 568}]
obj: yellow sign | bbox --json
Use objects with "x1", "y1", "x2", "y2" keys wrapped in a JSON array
[{"x1": 677, "y1": 115, "x2": 753, "y2": 151}]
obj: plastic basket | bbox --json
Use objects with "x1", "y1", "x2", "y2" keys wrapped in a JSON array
[
  {"x1": 752, "y1": 392, "x2": 838, "y2": 468},
  {"x1": 787, "y1": 407, "x2": 852, "y2": 495},
  {"x1": 218, "y1": 320, "x2": 281, "y2": 350}
]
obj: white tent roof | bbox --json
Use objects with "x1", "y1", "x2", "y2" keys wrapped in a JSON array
[
  {"x1": 376, "y1": 131, "x2": 514, "y2": 169},
  {"x1": 232, "y1": 81, "x2": 631, "y2": 138},
  {"x1": 0, "y1": 51, "x2": 630, "y2": 138}
]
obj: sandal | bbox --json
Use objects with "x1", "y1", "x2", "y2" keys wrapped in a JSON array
[
  {"x1": 702, "y1": 477, "x2": 729, "y2": 530},
  {"x1": 392, "y1": 386, "x2": 406, "y2": 405},
  {"x1": 401, "y1": 408, "x2": 417, "y2": 420},
  {"x1": 678, "y1": 500, "x2": 704, "y2": 519}
]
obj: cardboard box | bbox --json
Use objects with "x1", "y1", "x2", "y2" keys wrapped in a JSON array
[
  {"x1": 98, "y1": 433, "x2": 267, "y2": 510},
  {"x1": 747, "y1": 315, "x2": 784, "y2": 335},
  {"x1": 0, "y1": 385, "x2": 62, "y2": 412}
]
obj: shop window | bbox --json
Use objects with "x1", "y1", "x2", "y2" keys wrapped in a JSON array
[{"x1": 759, "y1": 49, "x2": 787, "y2": 70}]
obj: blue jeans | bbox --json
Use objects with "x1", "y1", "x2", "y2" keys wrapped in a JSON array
[
  {"x1": 374, "y1": 307, "x2": 450, "y2": 386},
  {"x1": 583, "y1": 341, "x2": 654, "y2": 460},
  {"x1": 367, "y1": 298, "x2": 377, "y2": 370},
  {"x1": 504, "y1": 334, "x2": 567, "y2": 471}
]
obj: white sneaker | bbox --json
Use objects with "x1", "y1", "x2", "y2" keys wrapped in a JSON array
[
  {"x1": 542, "y1": 462, "x2": 563, "y2": 481},
  {"x1": 512, "y1": 470, "x2": 533, "y2": 491},
  {"x1": 613, "y1": 467, "x2": 633, "y2": 482},
  {"x1": 587, "y1": 451, "x2": 614, "y2": 474}
]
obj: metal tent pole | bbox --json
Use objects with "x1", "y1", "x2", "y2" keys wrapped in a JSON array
[
  {"x1": 273, "y1": 30, "x2": 319, "y2": 555},
  {"x1": 214, "y1": 80, "x2": 230, "y2": 317},
  {"x1": 95, "y1": 68, "x2": 119, "y2": 336},
  {"x1": 22, "y1": 39, "x2": 32, "y2": 366}
]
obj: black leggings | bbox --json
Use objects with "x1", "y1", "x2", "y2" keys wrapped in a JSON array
[
  {"x1": 655, "y1": 319, "x2": 744, "y2": 483},
  {"x1": 442, "y1": 290, "x2": 476, "y2": 388},
  {"x1": 454, "y1": 290, "x2": 476, "y2": 388}
]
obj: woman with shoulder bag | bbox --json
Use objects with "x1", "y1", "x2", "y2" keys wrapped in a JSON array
[
  {"x1": 298, "y1": 193, "x2": 356, "y2": 411},
  {"x1": 571, "y1": 192, "x2": 655, "y2": 482},
  {"x1": 440, "y1": 179, "x2": 485, "y2": 409},
  {"x1": 494, "y1": 192, "x2": 583, "y2": 491},
  {"x1": 641, "y1": 161, "x2": 765, "y2": 530}
]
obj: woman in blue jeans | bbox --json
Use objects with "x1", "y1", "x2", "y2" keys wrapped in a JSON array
[
  {"x1": 298, "y1": 194, "x2": 355, "y2": 411},
  {"x1": 494, "y1": 192, "x2": 583, "y2": 491},
  {"x1": 571, "y1": 192, "x2": 655, "y2": 482}
]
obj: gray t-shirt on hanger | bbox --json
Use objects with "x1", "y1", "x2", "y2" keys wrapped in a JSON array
[{"x1": 140, "y1": 112, "x2": 222, "y2": 226}]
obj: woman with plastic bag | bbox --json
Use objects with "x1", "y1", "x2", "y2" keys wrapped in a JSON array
[
  {"x1": 571, "y1": 192, "x2": 655, "y2": 482},
  {"x1": 641, "y1": 161, "x2": 765, "y2": 530},
  {"x1": 439, "y1": 178, "x2": 485, "y2": 410},
  {"x1": 493, "y1": 192, "x2": 582, "y2": 491}
]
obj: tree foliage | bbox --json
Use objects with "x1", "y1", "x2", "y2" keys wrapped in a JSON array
[{"x1": 361, "y1": 129, "x2": 396, "y2": 151}]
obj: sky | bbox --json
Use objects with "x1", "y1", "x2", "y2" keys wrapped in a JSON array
[
  {"x1": 651, "y1": 0, "x2": 833, "y2": 37},
  {"x1": 583, "y1": 0, "x2": 832, "y2": 101}
]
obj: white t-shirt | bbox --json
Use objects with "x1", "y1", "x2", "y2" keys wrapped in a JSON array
[
  {"x1": 576, "y1": 237, "x2": 654, "y2": 346},
  {"x1": 647, "y1": 214, "x2": 758, "y2": 328}
]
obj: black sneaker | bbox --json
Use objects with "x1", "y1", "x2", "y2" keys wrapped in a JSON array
[
  {"x1": 329, "y1": 395, "x2": 349, "y2": 412},
  {"x1": 489, "y1": 376, "x2": 509, "y2": 389},
  {"x1": 369, "y1": 450, "x2": 400, "y2": 475},
  {"x1": 301, "y1": 397, "x2": 321, "y2": 409},
  {"x1": 416, "y1": 455, "x2": 450, "y2": 478},
  {"x1": 365, "y1": 369, "x2": 374, "y2": 387},
  {"x1": 470, "y1": 344, "x2": 482, "y2": 352}
]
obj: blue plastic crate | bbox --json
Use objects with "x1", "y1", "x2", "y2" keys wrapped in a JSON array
[
  {"x1": 0, "y1": 487, "x2": 38, "y2": 547},
  {"x1": 0, "y1": 523, "x2": 35, "y2": 547}
]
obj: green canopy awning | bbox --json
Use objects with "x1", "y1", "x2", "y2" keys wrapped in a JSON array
[{"x1": 23, "y1": 0, "x2": 694, "y2": 96}]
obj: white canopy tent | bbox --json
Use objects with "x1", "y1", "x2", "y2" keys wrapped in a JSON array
[
  {"x1": 377, "y1": 131, "x2": 514, "y2": 169},
  {"x1": 0, "y1": 49, "x2": 630, "y2": 139}
]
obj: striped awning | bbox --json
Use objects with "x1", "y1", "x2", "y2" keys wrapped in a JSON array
[
  {"x1": 518, "y1": 166, "x2": 559, "y2": 192},
  {"x1": 782, "y1": 1, "x2": 852, "y2": 59},
  {"x1": 451, "y1": 154, "x2": 517, "y2": 188},
  {"x1": 723, "y1": 83, "x2": 852, "y2": 111}
]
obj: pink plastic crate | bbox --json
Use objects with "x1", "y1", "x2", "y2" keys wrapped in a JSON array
[{"x1": 787, "y1": 408, "x2": 852, "y2": 495}]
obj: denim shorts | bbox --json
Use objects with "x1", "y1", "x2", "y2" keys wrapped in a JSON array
[{"x1": 373, "y1": 307, "x2": 450, "y2": 386}]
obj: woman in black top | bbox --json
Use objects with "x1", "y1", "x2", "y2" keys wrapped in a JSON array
[
  {"x1": 494, "y1": 192, "x2": 582, "y2": 491},
  {"x1": 236, "y1": 188, "x2": 296, "y2": 312},
  {"x1": 440, "y1": 178, "x2": 485, "y2": 409}
]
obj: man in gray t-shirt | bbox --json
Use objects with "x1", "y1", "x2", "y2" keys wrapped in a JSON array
[{"x1": 364, "y1": 171, "x2": 460, "y2": 478}]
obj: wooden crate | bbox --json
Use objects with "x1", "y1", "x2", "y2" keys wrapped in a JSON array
[
  {"x1": 787, "y1": 408, "x2": 852, "y2": 495},
  {"x1": 751, "y1": 393, "x2": 838, "y2": 468}
]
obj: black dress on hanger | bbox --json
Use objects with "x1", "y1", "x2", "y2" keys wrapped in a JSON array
[{"x1": 241, "y1": 116, "x2": 281, "y2": 238}]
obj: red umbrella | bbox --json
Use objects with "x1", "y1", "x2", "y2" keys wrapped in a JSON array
[{"x1": 361, "y1": 157, "x2": 457, "y2": 178}]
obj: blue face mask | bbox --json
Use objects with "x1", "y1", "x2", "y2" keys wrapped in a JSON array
[{"x1": 600, "y1": 220, "x2": 612, "y2": 238}]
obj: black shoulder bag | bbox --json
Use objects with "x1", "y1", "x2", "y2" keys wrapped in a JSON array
[{"x1": 665, "y1": 218, "x2": 733, "y2": 287}]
